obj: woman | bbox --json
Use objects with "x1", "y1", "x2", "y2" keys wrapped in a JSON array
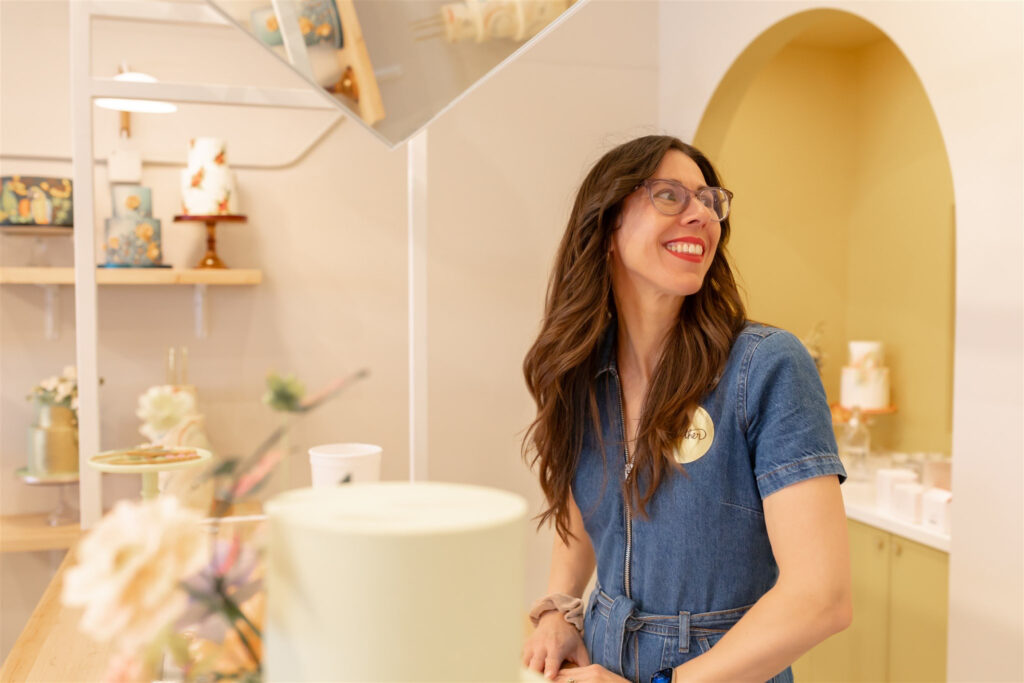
[{"x1": 521, "y1": 136, "x2": 851, "y2": 683}]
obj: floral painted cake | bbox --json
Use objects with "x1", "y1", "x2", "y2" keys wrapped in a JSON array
[
  {"x1": 179, "y1": 138, "x2": 239, "y2": 216},
  {"x1": 105, "y1": 184, "x2": 163, "y2": 267}
]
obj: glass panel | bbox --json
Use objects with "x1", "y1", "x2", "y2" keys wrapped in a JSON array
[{"x1": 207, "y1": 0, "x2": 583, "y2": 147}]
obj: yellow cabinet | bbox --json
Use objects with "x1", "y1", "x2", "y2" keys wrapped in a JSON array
[
  {"x1": 888, "y1": 536, "x2": 949, "y2": 681},
  {"x1": 793, "y1": 520, "x2": 948, "y2": 682}
]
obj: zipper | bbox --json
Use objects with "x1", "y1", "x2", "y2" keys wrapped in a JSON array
[{"x1": 615, "y1": 374, "x2": 635, "y2": 600}]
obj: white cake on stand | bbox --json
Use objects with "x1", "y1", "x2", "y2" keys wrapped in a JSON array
[
  {"x1": 179, "y1": 137, "x2": 239, "y2": 216},
  {"x1": 840, "y1": 340, "x2": 891, "y2": 410},
  {"x1": 264, "y1": 482, "x2": 542, "y2": 682}
]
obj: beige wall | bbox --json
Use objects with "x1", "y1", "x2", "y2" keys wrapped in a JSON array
[
  {"x1": 0, "y1": 0, "x2": 659, "y2": 661},
  {"x1": 706, "y1": 34, "x2": 954, "y2": 454}
]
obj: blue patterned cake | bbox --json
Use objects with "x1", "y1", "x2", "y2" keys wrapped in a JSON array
[{"x1": 104, "y1": 185, "x2": 163, "y2": 267}]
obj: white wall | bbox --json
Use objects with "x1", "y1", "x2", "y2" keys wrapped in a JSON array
[
  {"x1": 659, "y1": 2, "x2": 1024, "y2": 679},
  {"x1": 0, "y1": 0, "x2": 659, "y2": 661},
  {"x1": 427, "y1": 0, "x2": 661, "y2": 620}
]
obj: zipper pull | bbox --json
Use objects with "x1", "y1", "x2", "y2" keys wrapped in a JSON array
[{"x1": 624, "y1": 461, "x2": 634, "y2": 479}]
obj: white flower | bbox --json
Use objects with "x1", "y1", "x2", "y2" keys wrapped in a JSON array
[
  {"x1": 62, "y1": 365, "x2": 77, "y2": 381},
  {"x1": 40, "y1": 376, "x2": 59, "y2": 393},
  {"x1": 61, "y1": 497, "x2": 209, "y2": 654},
  {"x1": 136, "y1": 386, "x2": 196, "y2": 433},
  {"x1": 55, "y1": 380, "x2": 74, "y2": 404}
]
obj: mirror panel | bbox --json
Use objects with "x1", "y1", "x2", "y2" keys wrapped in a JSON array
[{"x1": 207, "y1": 0, "x2": 583, "y2": 147}]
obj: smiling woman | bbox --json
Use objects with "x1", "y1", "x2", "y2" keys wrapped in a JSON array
[{"x1": 521, "y1": 136, "x2": 850, "y2": 683}]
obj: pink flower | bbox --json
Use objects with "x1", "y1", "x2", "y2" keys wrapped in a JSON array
[{"x1": 233, "y1": 449, "x2": 284, "y2": 498}]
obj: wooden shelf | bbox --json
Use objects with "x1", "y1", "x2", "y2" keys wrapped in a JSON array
[
  {"x1": 0, "y1": 266, "x2": 262, "y2": 286},
  {"x1": 0, "y1": 514, "x2": 82, "y2": 553}
]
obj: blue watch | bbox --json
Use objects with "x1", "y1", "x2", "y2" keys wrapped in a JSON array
[{"x1": 651, "y1": 668, "x2": 674, "y2": 683}]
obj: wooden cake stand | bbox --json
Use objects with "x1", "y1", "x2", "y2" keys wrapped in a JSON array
[{"x1": 173, "y1": 214, "x2": 247, "y2": 269}]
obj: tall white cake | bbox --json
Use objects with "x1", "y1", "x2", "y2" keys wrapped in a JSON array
[
  {"x1": 840, "y1": 340, "x2": 891, "y2": 410},
  {"x1": 179, "y1": 137, "x2": 239, "y2": 215},
  {"x1": 264, "y1": 482, "x2": 531, "y2": 682}
]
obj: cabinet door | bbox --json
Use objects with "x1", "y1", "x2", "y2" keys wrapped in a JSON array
[
  {"x1": 799, "y1": 519, "x2": 890, "y2": 682},
  {"x1": 888, "y1": 537, "x2": 949, "y2": 682}
]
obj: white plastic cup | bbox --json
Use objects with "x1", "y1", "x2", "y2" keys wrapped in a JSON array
[{"x1": 309, "y1": 443, "x2": 382, "y2": 488}]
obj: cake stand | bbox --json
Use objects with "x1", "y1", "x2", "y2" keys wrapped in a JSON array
[
  {"x1": 173, "y1": 214, "x2": 247, "y2": 269},
  {"x1": 15, "y1": 467, "x2": 79, "y2": 526},
  {"x1": 88, "y1": 447, "x2": 212, "y2": 500},
  {"x1": 830, "y1": 404, "x2": 897, "y2": 426}
]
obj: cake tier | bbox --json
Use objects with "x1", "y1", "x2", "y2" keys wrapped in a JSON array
[
  {"x1": 840, "y1": 365, "x2": 890, "y2": 410},
  {"x1": 264, "y1": 482, "x2": 527, "y2": 682},
  {"x1": 104, "y1": 217, "x2": 162, "y2": 266},
  {"x1": 444, "y1": 0, "x2": 569, "y2": 42},
  {"x1": 110, "y1": 184, "x2": 152, "y2": 219},
  {"x1": 848, "y1": 340, "x2": 885, "y2": 367},
  {"x1": 180, "y1": 166, "x2": 238, "y2": 215},
  {"x1": 186, "y1": 137, "x2": 228, "y2": 169}
]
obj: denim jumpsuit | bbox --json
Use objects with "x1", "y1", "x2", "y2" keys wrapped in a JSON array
[{"x1": 573, "y1": 321, "x2": 846, "y2": 683}]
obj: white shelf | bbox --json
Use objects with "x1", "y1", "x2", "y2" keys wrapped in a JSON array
[{"x1": 56, "y1": 0, "x2": 336, "y2": 526}]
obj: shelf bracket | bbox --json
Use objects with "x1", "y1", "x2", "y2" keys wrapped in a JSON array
[
  {"x1": 193, "y1": 283, "x2": 208, "y2": 339},
  {"x1": 38, "y1": 284, "x2": 60, "y2": 340}
]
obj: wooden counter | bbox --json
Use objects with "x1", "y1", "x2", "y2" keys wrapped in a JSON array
[
  {"x1": 0, "y1": 548, "x2": 115, "y2": 682},
  {"x1": 1, "y1": 504, "x2": 264, "y2": 682}
]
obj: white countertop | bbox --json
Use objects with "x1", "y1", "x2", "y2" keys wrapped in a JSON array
[{"x1": 841, "y1": 481, "x2": 951, "y2": 553}]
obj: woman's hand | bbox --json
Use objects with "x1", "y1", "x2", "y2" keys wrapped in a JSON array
[
  {"x1": 553, "y1": 663, "x2": 630, "y2": 682},
  {"x1": 523, "y1": 610, "x2": 591, "y2": 680}
]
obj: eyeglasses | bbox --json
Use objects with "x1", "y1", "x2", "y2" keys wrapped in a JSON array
[{"x1": 636, "y1": 179, "x2": 733, "y2": 222}]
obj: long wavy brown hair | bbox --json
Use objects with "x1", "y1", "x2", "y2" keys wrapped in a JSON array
[{"x1": 523, "y1": 135, "x2": 747, "y2": 542}]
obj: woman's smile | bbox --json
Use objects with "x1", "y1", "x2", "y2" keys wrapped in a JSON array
[{"x1": 664, "y1": 236, "x2": 706, "y2": 263}]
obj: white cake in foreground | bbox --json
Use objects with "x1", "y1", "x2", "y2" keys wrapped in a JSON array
[
  {"x1": 840, "y1": 340, "x2": 891, "y2": 410},
  {"x1": 264, "y1": 482, "x2": 529, "y2": 682}
]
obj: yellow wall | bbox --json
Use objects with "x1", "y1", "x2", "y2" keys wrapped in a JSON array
[
  {"x1": 847, "y1": 39, "x2": 955, "y2": 453},
  {"x1": 699, "y1": 35, "x2": 954, "y2": 454}
]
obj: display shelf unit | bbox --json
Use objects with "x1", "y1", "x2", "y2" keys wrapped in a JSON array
[
  {"x1": 0, "y1": 514, "x2": 82, "y2": 553},
  {"x1": 60, "y1": 0, "x2": 341, "y2": 527},
  {"x1": 0, "y1": 266, "x2": 261, "y2": 285}
]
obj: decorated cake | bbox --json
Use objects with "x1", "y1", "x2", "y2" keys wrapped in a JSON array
[
  {"x1": 104, "y1": 184, "x2": 163, "y2": 266},
  {"x1": 443, "y1": 0, "x2": 571, "y2": 43},
  {"x1": 264, "y1": 482, "x2": 530, "y2": 682},
  {"x1": 180, "y1": 137, "x2": 239, "y2": 216},
  {"x1": 840, "y1": 341, "x2": 891, "y2": 410}
]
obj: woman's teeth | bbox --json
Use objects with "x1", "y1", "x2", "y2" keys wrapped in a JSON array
[{"x1": 666, "y1": 242, "x2": 704, "y2": 256}]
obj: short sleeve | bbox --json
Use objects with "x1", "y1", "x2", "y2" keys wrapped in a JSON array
[{"x1": 742, "y1": 330, "x2": 847, "y2": 499}]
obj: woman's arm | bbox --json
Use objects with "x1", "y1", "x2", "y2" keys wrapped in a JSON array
[
  {"x1": 672, "y1": 475, "x2": 852, "y2": 682},
  {"x1": 547, "y1": 490, "x2": 597, "y2": 595},
  {"x1": 525, "y1": 491, "x2": 597, "y2": 679}
]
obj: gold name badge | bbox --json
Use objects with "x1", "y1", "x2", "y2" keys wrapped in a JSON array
[{"x1": 673, "y1": 406, "x2": 715, "y2": 464}]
